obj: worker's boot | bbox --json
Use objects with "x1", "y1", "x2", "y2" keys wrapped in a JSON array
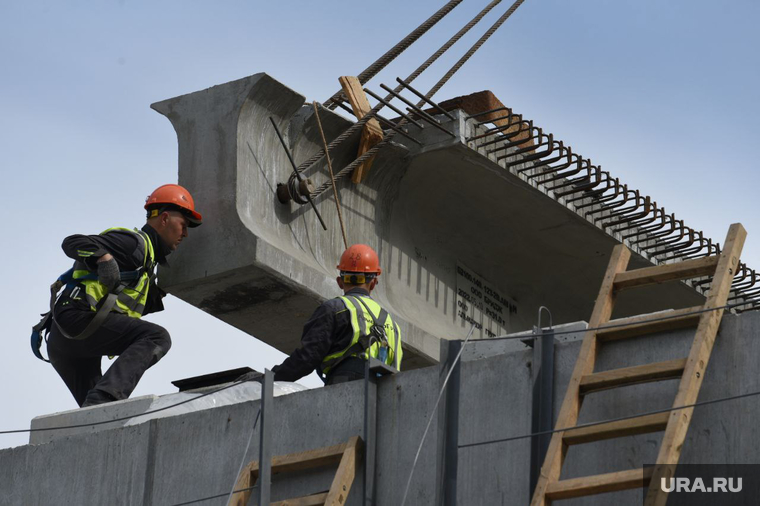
[{"x1": 81, "y1": 389, "x2": 117, "y2": 408}]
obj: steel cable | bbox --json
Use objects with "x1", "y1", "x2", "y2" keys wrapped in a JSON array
[
  {"x1": 323, "y1": 0, "x2": 464, "y2": 109},
  {"x1": 292, "y1": 0, "x2": 507, "y2": 181},
  {"x1": 309, "y1": 0, "x2": 528, "y2": 200}
]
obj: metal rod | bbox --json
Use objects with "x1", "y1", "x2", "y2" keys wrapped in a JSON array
[
  {"x1": 374, "y1": 114, "x2": 423, "y2": 145},
  {"x1": 529, "y1": 316, "x2": 554, "y2": 496},
  {"x1": 395, "y1": 77, "x2": 457, "y2": 120},
  {"x1": 257, "y1": 369, "x2": 274, "y2": 506},
  {"x1": 465, "y1": 105, "x2": 511, "y2": 119},
  {"x1": 475, "y1": 110, "x2": 515, "y2": 126},
  {"x1": 363, "y1": 88, "x2": 425, "y2": 129},
  {"x1": 378, "y1": 83, "x2": 456, "y2": 137},
  {"x1": 312, "y1": 102, "x2": 348, "y2": 249},
  {"x1": 269, "y1": 117, "x2": 328, "y2": 230},
  {"x1": 443, "y1": 340, "x2": 462, "y2": 506}
]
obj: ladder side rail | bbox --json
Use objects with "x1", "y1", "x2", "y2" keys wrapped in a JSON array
[
  {"x1": 531, "y1": 245, "x2": 632, "y2": 506},
  {"x1": 645, "y1": 223, "x2": 746, "y2": 506}
]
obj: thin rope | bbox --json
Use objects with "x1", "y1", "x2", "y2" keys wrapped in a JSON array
[
  {"x1": 312, "y1": 101, "x2": 349, "y2": 249},
  {"x1": 400, "y1": 325, "x2": 476, "y2": 506}
]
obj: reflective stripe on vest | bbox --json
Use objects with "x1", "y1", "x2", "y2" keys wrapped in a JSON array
[
  {"x1": 72, "y1": 227, "x2": 156, "y2": 319},
  {"x1": 321, "y1": 295, "x2": 403, "y2": 375}
]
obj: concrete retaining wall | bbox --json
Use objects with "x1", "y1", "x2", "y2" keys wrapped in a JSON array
[{"x1": 3, "y1": 311, "x2": 758, "y2": 505}]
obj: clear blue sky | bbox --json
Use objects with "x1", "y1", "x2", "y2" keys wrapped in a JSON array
[{"x1": 1, "y1": 0, "x2": 758, "y2": 449}]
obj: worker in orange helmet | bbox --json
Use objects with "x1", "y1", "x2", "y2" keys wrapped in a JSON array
[
  {"x1": 42, "y1": 184, "x2": 202, "y2": 407},
  {"x1": 271, "y1": 244, "x2": 403, "y2": 385}
]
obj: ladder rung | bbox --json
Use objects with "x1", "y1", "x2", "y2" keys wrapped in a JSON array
[
  {"x1": 563, "y1": 412, "x2": 669, "y2": 446},
  {"x1": 272, "y1": 492, "x2": 328, "y2": 506},
  {"x1": 579, "y1": 358, "x2": 687, "y2": 395},
  {"x1": 613, "y1": 255, "x2": 718, "y2": 290},
  {"x1": 545, "y1": 467, "x2": 654, "y2": 500},
  {"x1": 597, "y1": 306, "x2": 702, "y2": 342}
]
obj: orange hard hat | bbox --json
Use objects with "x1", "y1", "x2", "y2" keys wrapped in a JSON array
[
  {"x1": 337, "y1": 244, "x2": 382, "y2": 275},
  {"x1": 145, "y1": 184, "x2": 202, "y2": 227}
]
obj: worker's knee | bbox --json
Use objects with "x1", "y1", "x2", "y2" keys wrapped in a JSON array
[
  {"x1": 154, "y1": 327, "x2": 172, "y2": 360},
  {"x1": 148, "y1": 326, "x2": 172, "y2": 362}
]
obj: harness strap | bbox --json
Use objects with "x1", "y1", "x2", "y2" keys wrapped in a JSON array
[
  {"x1": 322, "y1": 296, "x2": 390, "y2": 374},
  {"x1": 52, "y1": 285, "x2": 124, "y2": 341}
]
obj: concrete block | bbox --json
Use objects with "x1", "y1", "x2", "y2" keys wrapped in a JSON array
[{"x1": 29, "y1": 394, "x2": 157, "y2": 445}]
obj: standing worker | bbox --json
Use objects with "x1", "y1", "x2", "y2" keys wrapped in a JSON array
[
  {"x1": 45, "y1": 184, "x2": 202, "y2": 407},
  {"x1": 271, "y1": 244, "x2": 402, "y2": 385}
]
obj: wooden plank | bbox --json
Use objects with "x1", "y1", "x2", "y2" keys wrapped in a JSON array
[
  {"x1": 614, "y1": 255, "x2": 719, "y2": 291},
  {"x1": 579, "y1": 358, "x2": 687, "y2": 395},
  {"x1": 563, "y1": 412, "x2": 670, "y2": 445},
  {"x1": 546, "y1": 467, "x2": 653, "y2": 500},
  {"x1": 596, "y1": 307, "x2": 702, "y2": 342},
  {"x1": 245, "y1": 441, "x2": 349, "y2": 481},
  {"x1": 228, "y1": 440, "x2": 354, "y2": 506},
  {"x1": 645, "y1": 223, "x2": 746, "y2": 506},
  {"x1": 228, "y1": 461, "x2": 257, "y2": 506},
  {"x1": 272, "y1": 492, "x2": 329, "y2": 506},
  {"x1": 338, "y1": 76, "x2": 384, "y2": 183},
  {"x1": 324, "y1": 436, "x2": 361, "y2": 506},
  {"x1": 531, "y1": 245, "x2": 631, "y2": 506}
]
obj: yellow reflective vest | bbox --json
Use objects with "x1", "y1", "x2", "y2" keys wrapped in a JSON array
[
  {"x1": 72, "y1": 227, "x2": 156, "y2": 318},
  {"x1": 321, "y1": 294, "x2": 402, "y2": 375}
]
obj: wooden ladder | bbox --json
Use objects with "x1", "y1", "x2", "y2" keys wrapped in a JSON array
[
  {"x1": 229, "y1": 436, "x2": 362, "y2": 506},
  {"x1": 530, "y1": 223, "x2": 746, "y2": 506}
]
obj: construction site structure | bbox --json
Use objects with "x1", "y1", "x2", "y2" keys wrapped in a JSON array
[{"x1": 5, "y1": 2, "x2": 760, "y2": 504}]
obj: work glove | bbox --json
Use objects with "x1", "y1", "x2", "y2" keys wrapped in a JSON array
[
  {"x1": 235, "y1": 371, "x2": 265, "y2": 384},
  {"x1": 97, "y1": 258, "x2": 121, "y2": 292}
]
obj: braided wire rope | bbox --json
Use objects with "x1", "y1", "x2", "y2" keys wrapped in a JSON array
[
  {"x1": 322, "y1": 0, "x2": 464, "y2": 109},
  {"x1": 310, "y1": 0, "x2": 527, "y2": 199},
  {"x1": 291, "y1": 0, "x2": 506, "y2": 182}
]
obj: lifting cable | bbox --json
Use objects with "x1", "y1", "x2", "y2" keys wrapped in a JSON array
[
  {"x1": 309, "y1": 0, "x2": 528, "y2": 201},
  {"x1": 323, "y1": 0, "x2": 465, "y2": 109},
  {"x1": 290, "y1": 0, "x2": 516, "y2": 185}
]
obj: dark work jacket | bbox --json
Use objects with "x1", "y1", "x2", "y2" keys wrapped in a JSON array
[
  {"x1": 58, "y1": 224, "x2": 171, "y2": 316},
  {"x1": 272, "y1": 288, "x2": 372, "y2": 382}
]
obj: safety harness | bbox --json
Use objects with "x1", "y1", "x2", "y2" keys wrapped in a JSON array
[
  {"x1": 321, "y1": 295, "x2": 401, "y2": 377},
  {"x1": 30, "y1": 229, "x2": 156, "y2": 362}
]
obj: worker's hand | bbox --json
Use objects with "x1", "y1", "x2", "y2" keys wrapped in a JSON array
[
  {"x1": 97, "y1": 258, "x2": 121, "y2": 292},
  {"x1": 235, "y1": 371, "x2": 265, "y2": 384}
]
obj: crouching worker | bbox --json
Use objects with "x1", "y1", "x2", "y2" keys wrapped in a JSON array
[
  {"x1": 46, "y1": 184, "x2": 202, "y2": 407},
  {"x1": 271, "y1": 244, "x2": 402, "y2": 385}
]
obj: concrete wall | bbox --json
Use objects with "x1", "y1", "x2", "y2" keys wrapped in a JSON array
[{"x1": 3, "y1": 310, "x2": 759, "y2": 505}]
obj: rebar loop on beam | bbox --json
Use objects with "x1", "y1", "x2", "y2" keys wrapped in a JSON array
[
  {"x1": 466, "y1": 99, "x2": 759, "y2": 309},
  {"x1": 294, "y1": 0, "x2": 507, "y2": 179},
  {"x1": 323, "y1": 0, "x2": 464, "y2": 109}
]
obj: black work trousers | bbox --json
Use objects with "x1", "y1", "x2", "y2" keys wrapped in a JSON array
[
  {"x1": 47, "y1": 307, "x2": 172, "y2": 407},
  {"x1": 325, "y1": 357, "x2": 366, "y2": 386}
]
